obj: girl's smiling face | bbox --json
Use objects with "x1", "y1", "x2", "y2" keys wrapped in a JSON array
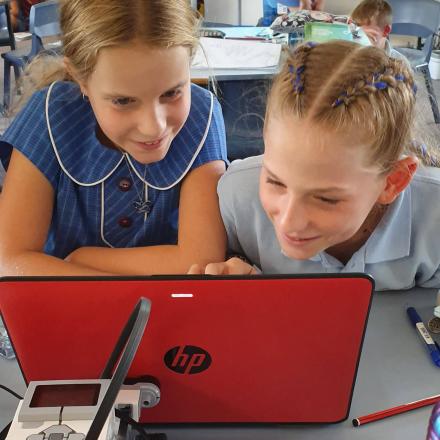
[
  {"x1": 260, "y1": 114, "x2": 389, "y2": 261},
  {"x1": 79, "y1": 42, "x2": 191, "y2": 164}
]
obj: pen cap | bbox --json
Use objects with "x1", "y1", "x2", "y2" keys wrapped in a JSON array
[
  {"x1": 426, "y1": 401, "x2": 440, "y2": 439},
  {"x1": 431, "y1": 349, "x2": 440, "y2": 368},
  {"x1": 407, "y1": 307, "x2": 422, "y2": 325}
]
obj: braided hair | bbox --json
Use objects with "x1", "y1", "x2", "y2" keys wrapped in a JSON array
[{"x1": 266, "y1": 40, "x2": 439, "y2": 171}]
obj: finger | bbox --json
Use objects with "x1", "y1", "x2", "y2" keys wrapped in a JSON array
[
  {"x1": 226, "y1": 258, "x2": 255, "y2": 275},
  {"x1": 249, "y1": 266, "x2": 259, "y2": 275},
  {"x1": 187, "y1": 263, "x2": 203, "y2": 275},
  {"x1": 204, "y1": 263, "x2": 226, "y2": 275}
]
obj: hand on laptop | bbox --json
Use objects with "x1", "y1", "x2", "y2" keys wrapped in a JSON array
[{"x1": 188, "y1": 257, "x2": 257, "y2": 275}]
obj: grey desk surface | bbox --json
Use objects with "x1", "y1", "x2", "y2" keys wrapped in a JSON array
[{"x1": 1, "y1": 287, "x2": 439, "y2": 439}]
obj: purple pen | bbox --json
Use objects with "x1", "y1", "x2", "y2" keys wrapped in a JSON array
[{"x1": 427, "y1": 401, "x2": 440, "y2": 439}]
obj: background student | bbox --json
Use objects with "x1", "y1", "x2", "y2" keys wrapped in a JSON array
[
  {"x1": 0, "y1": 0, "x2": 228, "y2": 276},
  {"x1": 9, "y1": 0, "x2": 43, "y2": 31},
  {"x1": 350, "y1": 0, "x2": 408, "y2": 66},
  {"x1": 299, "y1": 0, "x2": 325, "y2": 10},
  {"x1": 190, "y1": 41, "x2": 440, "y2": 291}
]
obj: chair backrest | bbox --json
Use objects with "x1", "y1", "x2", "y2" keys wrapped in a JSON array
[
  {"x1": 0, "y1": 4, "x2": 16, "y2": 50},
  {"x1": 388, "y1": 0, "x2": 440, "y2": 34},
  {"x1": 28, "y1": 0, "x2": 61, "y2": 57},
  {"x1": 29, "y1": 0, "x2": 60, "y2": 39},
  {"x1": 216, "y1": 78, "x2": 268, "y2": 160},
  {"x1": 388, "y1": 0, "x2": 440, "y2": 62}
]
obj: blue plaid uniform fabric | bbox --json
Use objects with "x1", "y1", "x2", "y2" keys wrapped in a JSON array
[{"x1": 0, "y1": 81, "x2": 227, "y2": 258}]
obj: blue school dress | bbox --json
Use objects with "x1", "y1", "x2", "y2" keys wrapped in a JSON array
[{"x1": 0, "y1": 81, "x2": 227, "y2": 258}]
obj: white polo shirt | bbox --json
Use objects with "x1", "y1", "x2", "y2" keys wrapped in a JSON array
[{"x1": 218, "y1": 155, "x2": 440, "y2": 291}]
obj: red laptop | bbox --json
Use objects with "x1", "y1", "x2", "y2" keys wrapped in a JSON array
[{"x1": 0, "y1": 274, "x2": 373, "y2": 424}]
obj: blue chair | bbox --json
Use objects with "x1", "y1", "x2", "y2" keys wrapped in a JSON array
[
  {"x1": 388, "y1": 0, "x2": 440, "y2": 123},
  {"x1": 0, "y1": 3, "x2": 16, "y2": 51},
  {"x1": 0, "y1": 3, "x2": 19, "y2": 110},
  {"x1": 1, "y1": 0, "x2": 60, "y2": 110}
]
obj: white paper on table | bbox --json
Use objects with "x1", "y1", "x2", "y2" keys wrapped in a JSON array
[
  {"x1": 13, "y1": 32, "x2": 32, "y2": 41},
  {"x1": 192, "y1": 37, "x2": 282, "y2": 70}
]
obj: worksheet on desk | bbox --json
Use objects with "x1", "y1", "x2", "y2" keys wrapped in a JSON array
[{"x1": 192, "y1": 37, "x2": 282, "y2": 70}]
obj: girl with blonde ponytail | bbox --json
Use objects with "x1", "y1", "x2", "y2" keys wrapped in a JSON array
[{"x1": 0, "y1": 0, "x2": 227, "y2": 275}]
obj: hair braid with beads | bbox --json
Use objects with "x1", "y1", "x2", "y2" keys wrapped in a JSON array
[{"x1": 266, "y1": 40, "x2": 439, "y2": 171}]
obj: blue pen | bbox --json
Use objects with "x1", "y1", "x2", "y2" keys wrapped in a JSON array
[{"x1": 407, "y1": 307, "x2": 440, "y2": 368}]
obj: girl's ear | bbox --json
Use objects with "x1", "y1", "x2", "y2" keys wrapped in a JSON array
[
  {"x1": 377, "y1": 156, "x2": 418, "y2": 204},
  {"x1": 63, "y1": 57, "x2": 88, "y2": 95}
]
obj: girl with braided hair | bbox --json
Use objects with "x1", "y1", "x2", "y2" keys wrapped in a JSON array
[{"x1": 190, "y1": 40, "x2": 440, "y2": 291}]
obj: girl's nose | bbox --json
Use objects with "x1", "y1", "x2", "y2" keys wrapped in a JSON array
[
  {"x1": 278, "y1": 197, "x2": 310, "y2": 234},
  {"x1": 137, "y1": 104, "x2": 166, "y2": 140}
]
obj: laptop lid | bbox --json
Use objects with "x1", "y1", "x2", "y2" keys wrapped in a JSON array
[{"x1": 0, "y1": 274, "x2": 374, "y2": 424}]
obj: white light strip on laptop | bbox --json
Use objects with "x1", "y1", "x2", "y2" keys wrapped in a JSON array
[{"x1": 171, "y1": 293, "x2": 194, "y2": 298}]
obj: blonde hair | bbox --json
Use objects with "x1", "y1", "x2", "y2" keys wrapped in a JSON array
[
  {"x1": 266, "y1": 40, "x2": 439, "y2": 170},
  {"x1": 351, "y1": 0, "x2": 392, "y2": 29},
  {"x1": 13, "y1": 0, "x2": 200, "y2": 111}
]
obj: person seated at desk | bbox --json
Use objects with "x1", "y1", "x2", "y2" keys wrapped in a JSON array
[
  {"x1": 10, "y1": 0, "x2": 43, "y2": 31},
  {"x1": 299, "y1": 0, "x2": 325, "y2": 10},
  {"x1": 350, "y1": 0, "x2": 409, "y2": 66},
  {"x1": 0, "y1": 0, "x2": 227, "y2": 276},
  {"x1": 189, "y1": 40, "x2": 440, "y2": 291},
  {"x1": 262, "y1": 0, "x2": 325, "y2": 25}
]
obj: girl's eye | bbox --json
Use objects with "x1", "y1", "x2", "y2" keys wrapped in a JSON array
[
  {"x1": 161, "y1": 89, "x2": 182, "y2": 99},
  {"x1": 266, "y1": 177, "x2": 285, "y2": 188},
  {"x1": 112, "y1": 97, "x2": 134, "y2": 106},
  {"x1": 316, "y1": 196, "x2": 340, "y2": 205}
]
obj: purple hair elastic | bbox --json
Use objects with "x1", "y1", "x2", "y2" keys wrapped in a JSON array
[
  {"x1": 305, "y1": 41, "x2": 318, "y2": 48},
  {"x1": 373, "y1": 81, "x2": 388, "y2": 90},
  {"x1": 332, "y1": 91, "x2": 348, "y2": 108}
]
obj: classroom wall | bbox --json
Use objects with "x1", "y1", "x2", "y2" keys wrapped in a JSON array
[{"x1": 204, "y1": 0, "x2": 361, "y2": 25}]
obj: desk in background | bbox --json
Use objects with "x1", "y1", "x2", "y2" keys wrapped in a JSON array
[
  {"x1": 191, "y1": 27, "x2": 280, "y2": 160},
  {"x1": 1, "y1": 287, "x2": 439, "y2": 439}
]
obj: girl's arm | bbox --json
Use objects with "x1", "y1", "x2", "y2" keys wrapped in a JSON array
[
  {"x1": 9, "y1": 0, "x2": 20, "y2": 31},
  {"x1": 66, "y1": 160, "x2": 227, "y2": 274},
  {"x1": 0, "y1": 150, "x2": 112, "y2": 275}
]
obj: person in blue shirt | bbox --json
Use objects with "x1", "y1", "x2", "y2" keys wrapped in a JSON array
[
  {"x1": 0, "y1": 0, "x2": 228, "y2": 276},
  {"x1": 299, "y1": 0, "x2": 325, "y2": 10},
  {"x1": 262, "y1": 0, "x2": 325, "y2": 26},
  {"x1": 189, "y1": 41, "x2": 440, "y2": 291}
]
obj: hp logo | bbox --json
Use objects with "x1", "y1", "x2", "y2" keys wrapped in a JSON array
[{"x1": 164, "y1": 345, "x2": 212, "y2": 374}]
